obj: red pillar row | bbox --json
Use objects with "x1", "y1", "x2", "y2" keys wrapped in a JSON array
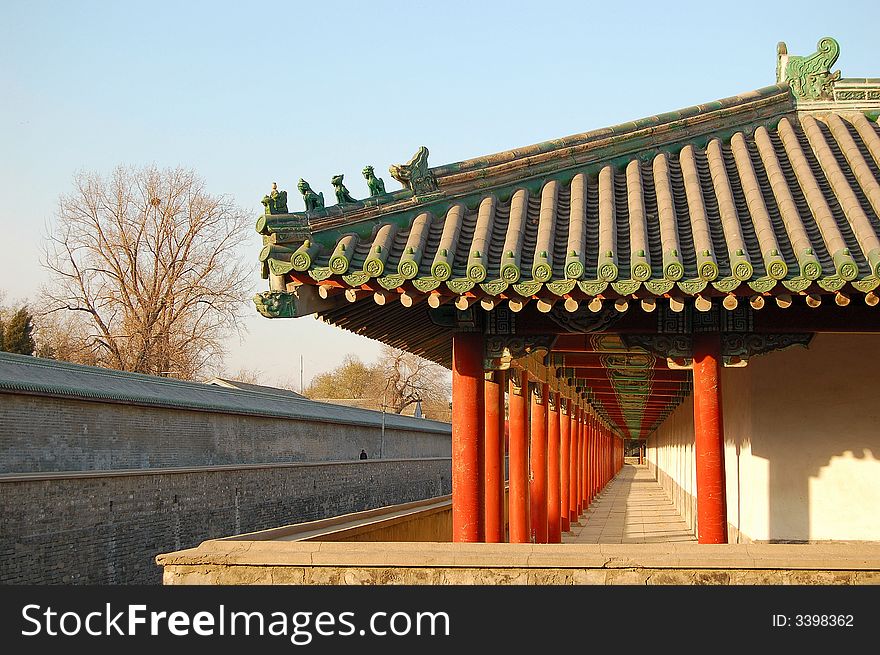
[
  {"x1": 530, "y1": 382, "x2": 549, "y2": 544},
  {"x1": 547, "y1": 392, "x2": 562, "y2": 543},
  {"x1": 484, "y1": 370, "x2": 505, "y2": 543},
  {"x1": 560, "y1": 399, "x2": 571, "y2": 533},
  {"x1": 451, "y1": 332, "x2": 484, "y2": 542},
  {"x1": 693, "y1": 332, "x2": 729, "y2": 544},
  {"x1": 569, "y1": 404, "x2": 579, "y2": 524},
  {"x1": 508, "y1": 369, "x2": 530, "y2": 543}
]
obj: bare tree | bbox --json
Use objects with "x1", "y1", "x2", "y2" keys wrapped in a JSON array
[
  {"x1": 41, "y1": 165, "x2": 253, "y2": 379},
  {"x1": 379, "y1": 345, "x2": 451, "y2": 418}
]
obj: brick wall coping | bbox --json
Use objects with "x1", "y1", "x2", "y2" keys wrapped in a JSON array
[{"x1": 0, "y1": 457, "x2": 452, "y2": 483}]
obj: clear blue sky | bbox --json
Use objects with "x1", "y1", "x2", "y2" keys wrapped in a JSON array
[{"x1": 1, "y1": 1, "x2": 877, "y2": 386}]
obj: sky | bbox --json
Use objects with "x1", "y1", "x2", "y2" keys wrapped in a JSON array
[{"x1": 1, "y1": 0, "x2": 877, "y2": 388}]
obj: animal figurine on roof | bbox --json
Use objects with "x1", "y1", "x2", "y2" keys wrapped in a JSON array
[
  {"x1": 261, "y1": 182, "x2": 288, "y2": 214},
  {"x1": 362, "y1": 165, "x2": 386, "y2": 196},
  {"x1": 297, "y1": 179, "x2": 324, "y2": 212},
  {"x1": 331, "y1": 174, "x2": 358, "y2": 205},
  {"x1": 389, "y1": 146, "x2": 438, "y2": 195}
]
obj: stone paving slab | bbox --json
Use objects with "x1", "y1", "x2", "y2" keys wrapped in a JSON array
[{"x1": 564, "y1": 463, "x2": 697, "y2": 545}]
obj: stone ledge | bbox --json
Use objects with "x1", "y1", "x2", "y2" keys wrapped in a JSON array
[{"x1": 156, "y1": 541, "x2": 880, "y2": 575}]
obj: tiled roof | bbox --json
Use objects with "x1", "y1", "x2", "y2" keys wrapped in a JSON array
[
  {"x1": 206, "y1": 377, "x2": 306, "y2": 399},
  {"x1": 259, "y1": 88, "x2": 880, "y2": 306},
  {"x1": 0, "y1": 353, "x2": 451, "y2": 433}
]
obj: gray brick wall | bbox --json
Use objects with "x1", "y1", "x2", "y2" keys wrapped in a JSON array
[
  {"x1": 0, "y1": 459, "x2": 452, "y2": 584},
  {"x1": 0, "y1": 394, "x2": 451, "y2": 473}
]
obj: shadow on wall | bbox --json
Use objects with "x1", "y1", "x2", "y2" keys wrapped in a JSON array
[{"x1": 742, "y1": 334, "x2": 880, "y2": 542}]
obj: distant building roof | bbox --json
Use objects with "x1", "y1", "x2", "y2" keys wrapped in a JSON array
[
  {"x1": 311, "y1": 397, "x2": 430, "y2": 418},
  {"x1": 0, "y1": 353, "x2": 450, "y2": 434},
  {"x1": 206, "y1": 377, "x2": 306, "y2": 399}
]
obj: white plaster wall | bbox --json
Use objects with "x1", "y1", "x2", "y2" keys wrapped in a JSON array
[{"x1": 646, "y1": 333, "x2": 880, "y2": 542}]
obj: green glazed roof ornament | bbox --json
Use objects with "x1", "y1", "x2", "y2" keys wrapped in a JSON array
[
  {"x1": 297, "y1": 179, "x2": 325, "y2": 212},
  {"x1": 389, "y1": 146, "x2": 438, "y2": 195},
  {"x1": 777, "y1": 37, "x2": 841, "y2": 100},
  {"x1": 331, "y1": 174, "x2": 358, "y2": 205},
  {"x1": 362, "y1": 165, "x2": 387, "y2": 196},
  {"x1": 253, "y1": 291, "x2": 297, "y2": 318},
  {"x1": 261, "y1": 182, "x2": 288, "y2": 215}
]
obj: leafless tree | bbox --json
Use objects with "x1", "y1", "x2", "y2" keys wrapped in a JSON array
[
  {"x1": 41, "y1": 165, "x2": 253, "y2": 379},
  {"x1": 379, "y1": 345, "x2": 451, "y2": 418}
]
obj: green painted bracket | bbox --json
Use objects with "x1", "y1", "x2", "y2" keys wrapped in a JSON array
[
  {"x1": 611, "y1": 280, "x2": 640, "y2": 295},
  {"x1": 643, "y1": 279, "x2": 675, "y2": 295},
  {"x1": 852, "y1": 276, "x2": 880, "y2": 292},
  {"x1": 513, "y1": 281, "x2": 542, "y2": 297},
  {"x1": 446, "y1": 278, "x2": 475, "y2": 294},
  {"x1": 412, "y1": 277, "x2": 442, "y2": 293},
  {"x1": 712, "y1": 277, "x2": 741, "y2": 293},
  {"x1": 748, "y1": 276, "x2": 778, "y2": 293},
  {"x1": 480, "y1": 279, "x2": 509, "y2": 296},
  {"x1": 342, "y1": 271, "x2": 370, "y2": 287},
  {"x1": 780, "y1": 277, "x2": 811, "y2": 292},
  {"x1": 677, "y1": 278, "x2": 707, "y2": 295},
  {"x1": 378, "y1": 274, "x2": 405, "y2": 290},
  {"x1": 578, "y1": 280, "x2": 609, "y2": 296},
  {"x1": 817, "y1": 275, "x2": 846, "y2": 292},
  {"x1": 546, "y1": 279, "x2": 577, "y2": 296}
]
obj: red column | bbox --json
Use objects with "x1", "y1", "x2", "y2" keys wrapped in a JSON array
[
  {"x1": 568, "y1": 404, "x2": 579, "y2": 523},
  {"x1": 693, "y1": 332, "x2": 728, "y2": 544},
  {"x1": 508, "y1": 369, "x2": 530, "y2": 543},
  {"x1": 484, "y1": 370, "x2": 506, "y2": 543},
  {"x1": 452, "y1": 332, "x2": 484, "y2": 542},
  {"x1": 588, "y1": 421, "x2": 594, "y2": 501},
  {"x1": 547, "y1": 391, "x2": 562, "y2": 543},
  {"x1": 581, "y1": 413, "x2": 588, "y2": 508},
  {"x1": 575, "y1": 405, "x2": 583, "y2": 516},
  {"x1": 530, "y1": 382, "x2": 549, "y2": 543},
  {"x1": 560, "y1": 399, "x2": 571, "y2": 533},
  {"x1": 587, "y1": 416, "x2": 595, "y2": 505}
]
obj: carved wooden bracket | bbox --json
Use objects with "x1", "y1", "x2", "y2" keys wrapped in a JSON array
[
  {"x1": 484, "y1": 335, "x2": 557, "y2": 371},
  {"x1": 622, "y1": 333, "x2": 813, "y2": 367}
]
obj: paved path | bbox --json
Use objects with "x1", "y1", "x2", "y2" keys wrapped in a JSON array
[{"x1": 564, "y1": 463, "x2": 696, "y2": 544}]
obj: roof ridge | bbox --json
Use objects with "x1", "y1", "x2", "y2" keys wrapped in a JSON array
[{"x1": 432, "y1": 84, "x2": 792, "y2": 181}]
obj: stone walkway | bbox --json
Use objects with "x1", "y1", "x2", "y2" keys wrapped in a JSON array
[{"x1": 564, "y1": 463, "x2": 696, "y2": 544}]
